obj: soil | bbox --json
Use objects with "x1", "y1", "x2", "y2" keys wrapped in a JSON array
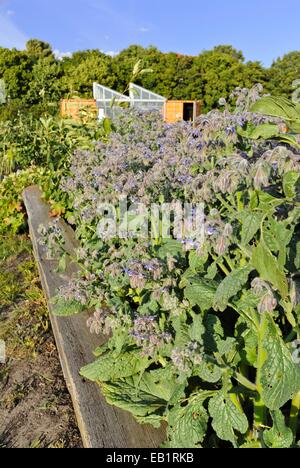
[{"x1": 0, "y1": 235, "x2": 82, "y2": 448}]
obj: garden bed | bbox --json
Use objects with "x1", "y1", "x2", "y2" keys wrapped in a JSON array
[{"x1": 23, "y1": 185, "x2": 166, "y2": 449}]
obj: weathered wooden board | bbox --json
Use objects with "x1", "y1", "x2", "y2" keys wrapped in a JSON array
[{"x1": 23, "y1": 185, "x2": 166, "y2": 449}]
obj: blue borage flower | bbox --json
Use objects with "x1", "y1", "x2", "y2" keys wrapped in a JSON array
[{"x1": 130, "y1": 315, "x2": 172, "y2": 356}]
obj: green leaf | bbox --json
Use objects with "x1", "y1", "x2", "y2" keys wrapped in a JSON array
[
  {"x1": 217, "y1": 337, "x2": 237, "y2": 357},
  {"x1": 189, "y1": 250, "x2": 208, "y2": 272},
  {"x1": 208, "y1": 393, "x2": 248, "y2": 443},
  {"x1": 238, "y1": 123, "x2": 282, "y2": 140},
  {"x1": 80, "y1": 350, "x2": 149, "y2": 382},
  {"x1": 214, "y1": 267, "x2": 252, "y2": 312},
  {"x1": 283, "y1": 171, "x2": 300, "y2": 199},
  {"x1": 263, "y1": 410, "x2": 293, "y2": 448},
  {"x1": 203, "y1": 314, "x2": 224, "y2": 353},
  {"x1": 252, "y1": 243, "x2": 288, "y2": 298},
  {"x1": 235, "y1": 316, "x2": 258, "y2": 366},
  {"x1": 263, "y1": 218, "x2": 292, "y2": 253},
  {"x1": 101, "y1": 367, "x2": 185, "y2": 426},
  {"x1": 194, "y1": 360, "x2": 223, "y2": 383},
  {"x1": 157, "y1": 240, "x2": 183, "y2": 259},
  {"x1": 179, "y1": 268, "x2": 199, "y2": 288},
  {"x1": 189, "y1": 314, "x2": 205, "y2": 343},
  {"x1": 239, "y1": 211, "x2": 264, "y2": 245},
  {"x1": 205, "y1": 262, "x2": 218, "y2": 279},
  {"x1": 102, "y1": 117, "x2": 112, "y2": 134},
  {"x1": 184, "y1": 278, "x2": 217, "y2": 311},
  {"x1": 172, "y1": 316, "x2": 191, "y2": 348},
  {"x1": 262, "y1": 218, "x2": 292, "y2": 268},
  {"x1": 167, "y1": 397, "x2": 209, "y2": 448},
  {"x1": 261, "y1": 314, "x2": 300, "y2": 410},
  {"x1": 52, "y1": 297, "x2": 85, "y2": 316},
  {"x1": 251, "y1": 96, "x2": 300, "y2": 123}
]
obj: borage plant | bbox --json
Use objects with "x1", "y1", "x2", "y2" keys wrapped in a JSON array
[{"x1": 41, "y1": 100, "x2": 300, "y2": 448}]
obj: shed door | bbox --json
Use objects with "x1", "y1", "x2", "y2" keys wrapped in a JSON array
[{"x1": 183, "y1": 103, "x2": 194, "y2": 121}]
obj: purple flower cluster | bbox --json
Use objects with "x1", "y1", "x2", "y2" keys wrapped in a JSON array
[
  {"x1": 171, "y1": 342, "x2": 204, "y2": 373},
  {"x1": 86, "y1": 306, "x2": 114, "y2": 336},
  {"x1": 38, "y1": 220, "x2": 65, "y2": 259},
  {"x1": 57, "y1": 276, "x2": 89, "y2": 306},
  {"x1": 130, "y1": 315, "x2": 172, "y2": 356}
]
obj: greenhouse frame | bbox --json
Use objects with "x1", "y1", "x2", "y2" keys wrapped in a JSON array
[{"x1": 93, "y1": 82, "x2": 166, "y2": 119}]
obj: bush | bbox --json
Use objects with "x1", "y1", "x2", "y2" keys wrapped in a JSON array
[
  {"x1": 0, "y1": 113, "x2": 108, "y2": 176},
  {"x1": 0, "y1": 167, "x2": 48, "y2": 234},
  {"x1": 41, "y1": 98, "x2": 300, "y2": 448}
]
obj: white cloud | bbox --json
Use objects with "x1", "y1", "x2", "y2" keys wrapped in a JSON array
[
  {"x1": 54, "y1": 49, "x2": 73, "y2": 61},
  {"x1": 106, "y1": 50, "x2": 119, "y2": 57},
  {"x1": 100, "y1": 49, "x2": 119, "y2": 57},
  {"x1": 0, "y1": 12, "x2": 27, "y2": 49}
]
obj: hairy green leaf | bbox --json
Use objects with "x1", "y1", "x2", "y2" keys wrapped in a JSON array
[
  {"x1": 208, "y1": 393, "x2": 248, "y2": 443},
  {"x1": 239, "y1": 211, "x2": 264, "y2": 245},
  {"x1": 167, "y1": 398, "x2": 209, "y2": 448},
  {"x1": 251, "y1": 96, "x2": 300, "y2": 123},
  {"x1": 101, "y1": 368, "x2": 185, "y2": 426},
  {"x1": 252, "y1": 243, "x2": 288, "y2": 298},
  {"x1": 194, "y1": 360, "x2": 223, "y2": 383},
  {"x1": 263, "y1": 410, "x2": 293, "y2": 448},
  {"x1": 283, "y1": 171, "x2": 300, "y2": 199},
  {"x1": 214, "y1": 267, "x2": 252, "y2": 312},
  {"x1": 80, "y1": 350, "x2": 149, "y2": 382},
  {"x1": 184, "y1": 278, "x2": 217, "y2": 311},
  {"x1": 52, "y1": 297, "x2": 85, "y2": 316},
  {"x1": 261, "y1": 315, "x2": 300, "y2": 410}
]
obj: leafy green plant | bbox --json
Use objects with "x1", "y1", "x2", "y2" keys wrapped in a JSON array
[
  {"x1": 41, "y1": 106, "x2": 300, "y2": 448},
  {"x1": 0, "y1": 167, "x2": 48, "y2": 234},
  {"x1": 238, "y1": 96, "x2": 300, "y2": 149}
]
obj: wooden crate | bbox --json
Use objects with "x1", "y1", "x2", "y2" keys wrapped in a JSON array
[{"x1": 60, "y1": 99, "x2": 97, "y2": 121}]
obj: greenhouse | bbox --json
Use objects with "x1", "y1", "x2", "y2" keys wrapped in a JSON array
[
  {"x1": 129, "y1": 83, "x2": 166, "y2": 111},
  {"x1": 93, "y1": 82, "x2": 166, "y2": 119},
  {"x1": 92, "y1": 82, "x2": 131, "y2": 119}
]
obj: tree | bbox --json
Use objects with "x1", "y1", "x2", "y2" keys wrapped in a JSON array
[
  {"x1": 61, "y1": 50, "x2": 115, "y2": 97},
  {"x1": 112, "y1": 46, "x2": 194, "y2": 99},
  {"x1": 186, "y1": 47, "x2": 267, "y2": 112},
  {"x1": 0, "y1": 47, "x2": 33, "y2": 100},
  {"x1": 26, "y1": 39, "x2": 53, "y2": 60},
  {"x1": 26, "y1": 56, "x2": 63, "y2": 108},
  {"x1": 269, "y1": 52, "x2": 300, "y2": 98}
]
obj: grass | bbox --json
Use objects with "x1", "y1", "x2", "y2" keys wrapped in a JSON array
[{"x1": 0, "y1": 234, "x2": 49, "y2": 359}]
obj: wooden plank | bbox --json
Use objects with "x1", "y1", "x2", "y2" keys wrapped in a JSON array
[{"x1": 23, "y1": 185, "x2": 166, "y2": 449}]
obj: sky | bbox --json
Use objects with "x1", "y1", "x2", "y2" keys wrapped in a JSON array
[{"x1": 0, "y1": 0, "x2": 299, "y2": 66}]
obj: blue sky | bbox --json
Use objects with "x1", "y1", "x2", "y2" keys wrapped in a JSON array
[{"x1": 0, "y1": 0, "x2": 299, "y2": 65}]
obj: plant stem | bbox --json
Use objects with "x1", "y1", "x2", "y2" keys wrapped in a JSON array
[
  {"x1": 234, "y1": 372, "x2": 257, "y2": 392},
  {"x1": 224, "y1": 255, "x2": 234, "y2": 271},
  {"x1": 211, "y1": 254, "x2": 230, "y2": 276},
  {"x1": 289, "y1": 391, "x2": 300, "y2": 440},
  {"x1": 230, "y1": 392, "x2": 244, "y2": 413},
  {"x1": 254, "y1": 312, "x2": 268, "y2": 429}
]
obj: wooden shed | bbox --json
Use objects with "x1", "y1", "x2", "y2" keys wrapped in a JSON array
[
  {"x1": 60, "y1": 98, "x2": 98, "y2": 121},
  {"x1": 163, "y1": 100, "x2": 201, "y2": 124}
]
